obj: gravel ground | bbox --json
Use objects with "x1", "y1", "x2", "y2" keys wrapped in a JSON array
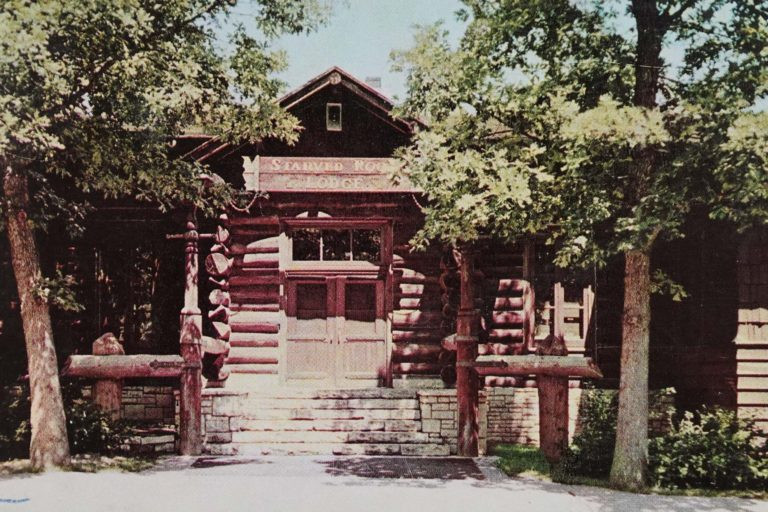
[{"x1": 0, "y1": 455, "x2": 765, "y2": 512}]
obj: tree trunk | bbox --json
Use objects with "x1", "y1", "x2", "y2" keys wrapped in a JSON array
[
  {"x1": 610, "y1": 248, "x2": 651, "y2": 490},
  {"x1": 609, "y1": 0, "x2": 664, "y2": 491},
  {"x1": 2, "y1": 166, "x2": 70, "y2": 470}
]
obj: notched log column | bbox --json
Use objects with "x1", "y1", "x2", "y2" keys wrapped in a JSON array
[
  {"x1": 455, "y1": 247, "x2": 480, "y2": 457},
  {"x1": 204, "y1": 213, "x2": 233, "y2": 385},
  {"x1": 179, "y1": 215, "x2": 202, "y2": 455}
]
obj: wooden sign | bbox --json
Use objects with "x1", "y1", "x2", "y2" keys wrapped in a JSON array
[{"x1": 242, "y1": 156, "x2": 419, "y2": 193}]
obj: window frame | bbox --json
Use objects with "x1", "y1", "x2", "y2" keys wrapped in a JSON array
[
  {"x1": 326, "y1": 102, "x2": 342, "y2": 132},
  {"x1": 281, "y1": 218, "x2": 391, "y2": 272}
]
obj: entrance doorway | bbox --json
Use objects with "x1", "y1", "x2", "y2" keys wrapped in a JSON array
[{"x1": 285, "y1": 276, "x2": 387, "y2": 387}]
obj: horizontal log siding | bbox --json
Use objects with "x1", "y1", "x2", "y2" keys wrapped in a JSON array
[
  {"x1": 392, "y1": 241, "x2": 444, "y2": 379},
  {"x1": 735, "y1": 230, "x2": 768, "y2": 432}
]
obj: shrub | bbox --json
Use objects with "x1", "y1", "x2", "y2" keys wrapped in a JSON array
[
  {"x1": 62, "y1": 385, "x2": 129, "y2": 455},
  {"x1": 559, "y1": 388, "x2": 618, "y2": 478},
  {"x1": 0, "y1": 386, "x2": 31, "y2": 461},
  {"x1": 0, "y1": 383, "x2": 129, "y2": 459},
  {"x1": 649, "y1": 408, "x2": 768, "y2": 490}
]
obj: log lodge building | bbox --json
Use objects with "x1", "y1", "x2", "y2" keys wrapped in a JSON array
[{"x1": 2, "y1": 67, "x2": 766, "y2": 456}]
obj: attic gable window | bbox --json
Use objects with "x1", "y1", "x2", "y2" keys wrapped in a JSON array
[{"x1": 326, "y1": 103, "x2": 342, "y2": 131}]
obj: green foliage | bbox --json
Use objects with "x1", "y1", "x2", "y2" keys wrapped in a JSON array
[
  {"x1": 32, "y1": 268, "x2": 84, "y2": 313},
  {"x1": 649, "y1": 269, "x2": 689, "y2": 302},
  {"x1": 0, "y1": 0, "x2": 329, "y2": 223},
  {"x1": 393, "y1": 1, "x2": 768, "y2": 262},
  {"x1": 1, "y1": 384, "x2": 131, "y2": 458},
  {"x1": 0, "y1": 386, "x2": 31, "y2": 461},
  {"x1": 492, "y1": 444, "x2": 551, "y2": 478},
  {"x1": 649, "y1": 408, "x2": 768, "y2": 490},
  {"x1": 560, "y1": 388, "x2": 618, "y2": 478},
  {"x1": 65, "y1": 400, "x2": 129, "y2": 456}
]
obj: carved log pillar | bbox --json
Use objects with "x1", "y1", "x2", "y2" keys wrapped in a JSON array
[
  {"x1": 91, "y1": 332, "x2": 125, "y2": 420},
  {"x1": 179, "y1": 213, "x2": 202, "y2": 455},
  {"x1": 537, "y1": 334, "x2": 569, "y2": 464},
  {"x1": 455, "y1": 247, "x2": 480, "y2": 457}
]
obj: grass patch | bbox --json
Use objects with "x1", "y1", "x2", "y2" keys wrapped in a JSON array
[
  {"x1": 490, "y1": 444, "x2": 766, "y2": 499},
  {"x1": 491, "y1": 444, "x2": 551, "y2": 479},
  {"x1": 68, "y1": 454, "x2": 157, "y2": 473},
  {"x1": 0, "y1": 455, "x2": 157, "y2": 475}
]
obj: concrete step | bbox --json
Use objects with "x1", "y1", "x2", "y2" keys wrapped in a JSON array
[
  {"x1": 230, "y1": 430, "x2": 431, "y2": 444},
  {"x1": 238, "y1": 407, "x2": 420, "y2": 421},
  {"x1": 237, "y1": 419, "x2": 388, "y2": 432},
  {"x1": 236, "y1": 418, "x2": 421, "y2": 433},
  {"x1": 206, "y1": 442, "x2": 451, "y2": 456},
  {"x1": 229, "y1": 397, "x2": 420, "y2": 411}
]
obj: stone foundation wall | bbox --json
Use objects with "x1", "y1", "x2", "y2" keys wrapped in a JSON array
[
  {"x1": 418, "y1": 386, "x2": 676, "y2": 454},
  {"x1": 82, "y1": 385, "x2": 177, "y2": 424}
]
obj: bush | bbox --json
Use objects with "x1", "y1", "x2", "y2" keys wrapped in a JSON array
[
  {"x1": 0, "y1": 384, "x2": 129, "y2": 459},
  {"x1": 62, "y1": 385, "x2": 129, "y2": 455},
  {"x1": 0, "y1": 386, "x2": 31, "y2": 461},
  {"x1": 649, "y1": 408, "x2": 768, "y2": 490},
  {"x1": 559, "y1": 388, "x2": 618, "y2": 478}
]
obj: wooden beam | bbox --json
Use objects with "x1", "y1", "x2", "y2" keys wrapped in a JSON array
[
  {"x1": 455, "y1": 247, "x2": 479, "y2": 458},
  {"x1": 62, "y1": 355, "x2": 184, "y2": 379},
  {"x1": 471, "y1": 355, "x2": 603, "y2": 378}
]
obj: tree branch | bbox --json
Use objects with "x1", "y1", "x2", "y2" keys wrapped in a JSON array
[
  {"x1": 44, "y1": 0, "x2": 229, "y2": 119},
  {"x1": 661, "y1": 0, "x2": 699, "y2": 27}
]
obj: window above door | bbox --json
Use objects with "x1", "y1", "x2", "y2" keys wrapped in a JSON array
[
  {"x1": 281, "y1": 218, "x2": 391, "y2": 271},
  {"x1": 292, "y1": 228, "x2": 380, "y2": 262}
]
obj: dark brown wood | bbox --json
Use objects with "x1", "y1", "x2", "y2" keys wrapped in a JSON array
[
  {"x1": 91, "y1": 332, "x2": 125, "y2": 419},
  {"x1": 537, "y1": 334, "x2": 569, "y2": 464},
  {"x1": 202, "y1": 335, "x2": 229, "y2": 355},
  {"x1": 538, "y1": 375, "x2": 569, "y2": 463},
  {"x1": 472, "y1": 355, "x2": 603, "y2": 378},
  {"x1": 205, "y1": 252, "x2": 233, "y2": 277},
  {"x1": 212, "y1": 321, "x2": 231, "y2": 340},
  {"x1": 455, "y1": 248, "x2": 479, "y2": 457},
  {"x1": 209, "y1": 289, "x2": 231, "y2": 306},
  {"x1": 523, "y1": 281, "x2": 536, "y2": 351},
  {"x1": 215, "y1": 225, "x2": 231, "y2": 245},
  {"x1": 179, "y1": 215, "x2": 202, "y2": 455},
  {"x1": 62, "y1": 354, "x2": 185, "y2": 378}
]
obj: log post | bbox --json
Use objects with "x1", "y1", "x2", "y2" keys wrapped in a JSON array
[
  {"x1": 553, "y1": 282, "x2": 565, "y2": 338},
  {"x1": 179, "y1": 213, "x2": 202, "y2": 455},
  {"x1": 536, "y1": 334, "x2": 569, "y2": 464},
  {"x1": 91, "y1": 332, "x2": 125, "y2": 420},
  {"x1": 455, "y1": 247, "x2": 480, "y2": 457}
]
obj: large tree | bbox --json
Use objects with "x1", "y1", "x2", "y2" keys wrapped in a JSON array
[
  {"x1": 0, "y1": 0, "x2": 329, "y2": 470},
  {"x1": 393, "y1": 0, "x2": 768, "y2": 490}
]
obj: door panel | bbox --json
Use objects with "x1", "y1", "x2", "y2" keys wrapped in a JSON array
[
  {"x1": 337, "y1": 279, "x2": 387, "y2": 385},
  {"x1": 285, "y1": 280, "x2": 335, "y2": 384},
  {"x1": 285, "y1": 276, "x2": 387, "y2": 387}
]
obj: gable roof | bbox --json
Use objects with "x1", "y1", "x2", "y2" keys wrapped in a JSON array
[
  {"x1": 278, "y1": 66, "x2": 418, "y2": 134},
  {"x1": 178, "y1": 67, "x2": 420, "y2": 163}
]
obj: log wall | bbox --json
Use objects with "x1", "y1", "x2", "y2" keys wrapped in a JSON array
[{"x1": 735, "y1": 230, "x2": 768, "y2": 432}]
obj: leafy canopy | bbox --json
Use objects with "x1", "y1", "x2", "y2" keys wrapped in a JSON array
[
  {"x1": 0, "y1": 0, "x2": 331, "y2": 228},
  {"x1": 392, "y1": 1, "x2": 768, "y2": 266}
]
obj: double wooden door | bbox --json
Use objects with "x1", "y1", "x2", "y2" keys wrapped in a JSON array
[{"x1": 284, "y1": 276, "x2": 387, "y2": 388}]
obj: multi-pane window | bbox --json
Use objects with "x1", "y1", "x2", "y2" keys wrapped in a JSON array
[{"x1": 291, "y1": 228, "x2": 380, "y2": 263}]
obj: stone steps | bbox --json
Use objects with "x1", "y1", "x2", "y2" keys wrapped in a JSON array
[
  {"x1": 202, "y1": 388, "x2": 455, "y2": 457},
  {"x1": 207, "y1": 442, "x2": 451, "y2": 456},
  {"x1": 235, "y1": 407, "x2": 421, "y2": 421}
]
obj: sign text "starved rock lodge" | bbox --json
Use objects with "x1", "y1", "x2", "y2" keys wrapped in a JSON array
[{"x1": 242, "y1": 156, "x2": 418, "y2": 193}]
